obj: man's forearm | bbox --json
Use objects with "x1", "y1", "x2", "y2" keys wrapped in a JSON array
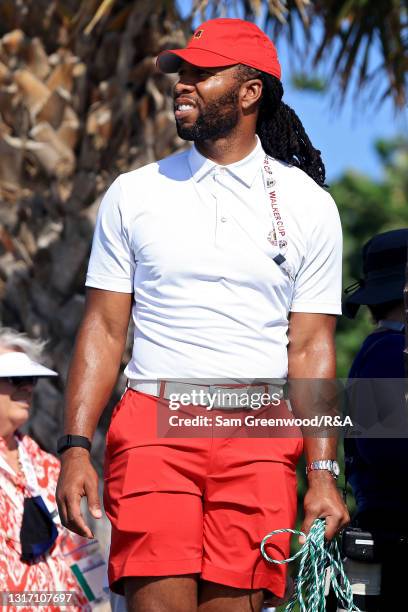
[
  {"x1": 62, "y1": 289, "x2": 132, "y2": 440},
  {"x1": 287, "y1": 314, "x2": 349, "y2": 538},
  {"x1": 287, "y1": 325, "x2": 339, "y2": 464},
  {"x1": 63, "y1": 318, "x2": 127, "y2": 439}
]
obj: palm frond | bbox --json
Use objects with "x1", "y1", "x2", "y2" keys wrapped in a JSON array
[
  {"x1": 201, "y1": 0, "x2": 407, "y2": 107},
  {"x1": 84, "y1": 0, "x2": 117, "y2": 34},
  {"x1": 267, "y1": 0, "x2": 289, "y2": 24},
  {"x1": 305, "y1": 0, "x2": 407, "y2": 106}
]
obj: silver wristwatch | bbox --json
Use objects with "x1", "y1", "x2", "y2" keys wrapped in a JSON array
[{"x1": 305, "y1": 459, "x2": 340, "y2": 479}]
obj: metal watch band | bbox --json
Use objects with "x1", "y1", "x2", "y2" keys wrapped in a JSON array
[
  {"x1": 305, "y1": 459, "x2": 340, "y2": 479},
  {"x1": 57, "y1": 434, "x2": 92, "y2": 455}
]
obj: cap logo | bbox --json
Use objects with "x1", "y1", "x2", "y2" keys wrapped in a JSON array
[{"x1": 193, "y1": 29, "x2": 204, "y2": 39}]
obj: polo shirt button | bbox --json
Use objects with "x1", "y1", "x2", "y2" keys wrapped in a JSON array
[{"x1": 220, "y1": 217, "x2": 228, "y2": 223}]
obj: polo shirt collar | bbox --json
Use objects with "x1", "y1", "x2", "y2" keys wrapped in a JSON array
[{"x1": 188, "y1": 136, "x2": 264, "y2": 188}]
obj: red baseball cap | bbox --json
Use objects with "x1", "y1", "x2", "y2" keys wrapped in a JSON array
[{"x1": 156, "y1": 18, "x2": 281, "y2": 80}]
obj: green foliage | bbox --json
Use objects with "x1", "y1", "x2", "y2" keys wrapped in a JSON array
[
  {"x1": 291, "y1": 72, "x2": 328, "y2": 93},
  {"x1": 330, "y1": 137, "x2": 408, "y2": 377}
]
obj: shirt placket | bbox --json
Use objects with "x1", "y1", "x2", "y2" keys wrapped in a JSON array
[{"x1": 212, "y1": 167, "x2": 231, "y2": 246}]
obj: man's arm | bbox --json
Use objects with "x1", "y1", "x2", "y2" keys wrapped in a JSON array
[
  {"x1": 56, "y1": 288, "x2": 132, "y2": 538},
  {"x1": 287, "y1": 312, "x2": 349, "y2": 542}
]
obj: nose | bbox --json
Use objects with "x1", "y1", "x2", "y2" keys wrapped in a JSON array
[{"x1": 174, "y1": 78, "x2": 195, "y2": 98}]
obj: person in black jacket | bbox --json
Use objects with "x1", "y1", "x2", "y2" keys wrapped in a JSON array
[{"x1": 343, "y1": 228, "x2": 408, "y2": 611}]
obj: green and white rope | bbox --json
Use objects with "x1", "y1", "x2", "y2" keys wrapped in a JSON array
[{"x1": 261, "y1": 518, "x2": 360, "y2": 612}]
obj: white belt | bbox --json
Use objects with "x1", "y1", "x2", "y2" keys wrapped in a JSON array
[{"x1": 127, "y1": 380, "x2": 285, "y2": 410}]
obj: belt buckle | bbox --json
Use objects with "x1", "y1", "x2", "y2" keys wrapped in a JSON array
[
  {"x1": 200, "y1": 386, "x2": 212, "y2": 408},
  {"x1": 208, "y1": 384, "x2": 249, "y2": 410}
]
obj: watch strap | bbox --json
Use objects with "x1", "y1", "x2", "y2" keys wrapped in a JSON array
[
  {"x1": 57, "y1": 434, "x2": 91, "y2": 455},
  {"x1": 306, "y1": 459, "x2": 339, "y2": 479}
]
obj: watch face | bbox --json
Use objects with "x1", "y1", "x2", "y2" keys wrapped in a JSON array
[{"x1": 332, "y1": 461, "x2": 340, "y2": 476}]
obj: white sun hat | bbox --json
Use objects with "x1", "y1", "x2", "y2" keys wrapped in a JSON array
[{"x1": 0, "y1": 351, "x2": 58, "y2": 378}]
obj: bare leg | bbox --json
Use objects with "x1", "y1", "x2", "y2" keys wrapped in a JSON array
[
  {"x1": 124, "y1": 575, "x2": 199, "y2": 612},
  {"x1": 198, "y1": 581, "x2": 265, "y2": 612}
]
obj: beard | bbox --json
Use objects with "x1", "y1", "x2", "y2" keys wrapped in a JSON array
[{"x1": 176, "y1": 87, "x2": 240, "y2": 142}]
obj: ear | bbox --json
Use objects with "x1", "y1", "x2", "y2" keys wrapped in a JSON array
[{"x1": 240, "y1": 78, "x2": 263, "y2": 111}]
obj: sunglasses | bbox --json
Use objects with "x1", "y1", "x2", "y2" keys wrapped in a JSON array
[{"x1": 2, "y1": 376, "x2": 39, "y2": 387}]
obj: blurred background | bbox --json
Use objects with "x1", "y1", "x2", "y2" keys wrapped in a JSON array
[{"x1": 0, "y1": 1, "x2": 407, "y2": 588}]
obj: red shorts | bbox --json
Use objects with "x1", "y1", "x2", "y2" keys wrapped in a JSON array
[{"x1": 104, "y1": 389, "x2": 303, "y2": 597}]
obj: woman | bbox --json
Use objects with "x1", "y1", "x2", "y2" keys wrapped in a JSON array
[{"x1": 0, "y1": 328, "x2": 91, "y2": 611}]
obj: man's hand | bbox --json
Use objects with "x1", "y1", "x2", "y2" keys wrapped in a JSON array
[
  {"x1": 56, "y1": 447, "x2": 102, "y2": 539},
  {"x1": 300, "y1": 472, "x2": 349, "y2": 544}
]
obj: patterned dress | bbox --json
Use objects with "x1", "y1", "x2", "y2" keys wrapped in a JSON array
[{"x1": 0, "y1": 434, "x2": 91, "y2": 611}]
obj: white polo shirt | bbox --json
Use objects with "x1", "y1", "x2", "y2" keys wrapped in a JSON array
[{"x1": 86, "y1": 138, "x2": 342, "y2": 379}]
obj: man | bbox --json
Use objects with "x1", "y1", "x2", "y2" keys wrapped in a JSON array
[{"x1": 56, "y1": 18, "x2": 349, "y2": 612}]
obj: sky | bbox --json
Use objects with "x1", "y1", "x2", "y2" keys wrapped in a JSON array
[
  {"x1": 176, "y1": 1, "x2": 407, "y2": 182},
  {"x1": 277, "y1": 39, "x2": 407, "y2": 182}
]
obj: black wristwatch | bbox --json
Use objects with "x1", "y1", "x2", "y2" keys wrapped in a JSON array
[{"x1": 57, "y1": 434, "x2": 92, "y2": 455}]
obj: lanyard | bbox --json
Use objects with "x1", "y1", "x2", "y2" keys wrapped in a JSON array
[
  {"x1": 0, "y1": 437, "x2": 59, "y2": 520},
  {"x1": 17, "y1": 438, "x2": 42, "y2": 496},
  {"x1": 261, "y1": 155, "x2": 294, "y2": 282},
  {"x1": 262, "y1": 155, "x2": 287, "y2": 252}
]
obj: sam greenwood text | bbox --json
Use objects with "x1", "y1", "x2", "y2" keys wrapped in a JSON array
[{"x1": 168, "y1": 415, "x2": 353, "y2": 427}]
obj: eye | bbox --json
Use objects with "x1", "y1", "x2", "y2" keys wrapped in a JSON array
[
  {"x1": 198, "y1": 69, "x2": 213, "y2": 77},
  {"x1": 176, "y1": 67, "x2": 213, "y2": 80}
]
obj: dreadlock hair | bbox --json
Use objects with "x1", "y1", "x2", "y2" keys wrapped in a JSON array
[{"x1": 236, "y1": 65, "x2": 326, "y2": 187}]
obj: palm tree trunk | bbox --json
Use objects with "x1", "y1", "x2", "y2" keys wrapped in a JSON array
[{"x1": 0, "y1": 0, "x2": 187, "y2": 457}]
